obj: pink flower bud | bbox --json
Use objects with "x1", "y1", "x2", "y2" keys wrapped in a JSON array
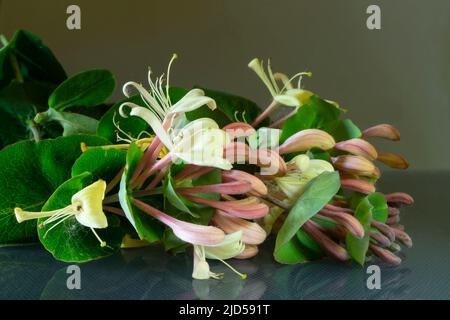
[
  {"x1": 377, "y1": 152, "x2": 409, "y2": 169},
  {"x1": 334, "y1": 138, "x2": 378, "y2": 160},
  {"x1": 363, "y1": 124, "x2": 401, "y2": 141},
  {"x1": 278, "y1": 129, "x2": 335, "y2": 154}
]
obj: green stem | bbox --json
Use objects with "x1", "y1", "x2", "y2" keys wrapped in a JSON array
[{"x1": 0, "y1": 34, "x2": 8, "y2": 47}]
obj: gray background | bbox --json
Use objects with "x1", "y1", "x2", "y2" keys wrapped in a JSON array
[{"x1": 1, "y1": 0, "x2": 449, "y2": 171}]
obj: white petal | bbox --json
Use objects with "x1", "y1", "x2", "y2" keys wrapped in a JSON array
[
  {"x1": 72, "y1": 180, "x2": 108, "y2": 229},
  {"x1": 274, "y1": 94, "x2": 300, "y2": 107},
  {"x1": 204, "y1": 231, "x2": 245, "y2": 260},
  {"x1": 121, "y1": 103, "x2": 174, "y2": 150},
  {"x1": 122, "y1": 81, "x2": 166, "y2": 119},
  {"x1": 170, "y1": 95, "x2": 217, "y2": 114}
]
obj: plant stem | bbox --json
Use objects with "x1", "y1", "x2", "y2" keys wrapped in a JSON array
[{"x1": 26, "y1": 120, "x2": 41, "y2": 142}]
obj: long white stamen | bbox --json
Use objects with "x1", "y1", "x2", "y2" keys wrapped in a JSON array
[
  {"x1": 165, "y1": 53, "x2": 178, "y2": 106},
  {"x1": 91, "y1": 227, "x2": 107, "y2": 247},
  {"x1": 207, "y1": 252, "x2": 247, "y2": 279},
  {"x1": 43, "y1": 213, "x2": 74, "y2": 238}
]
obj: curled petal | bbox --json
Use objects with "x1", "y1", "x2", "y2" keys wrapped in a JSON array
[
  {"x1": 249, "y1": 148, "x2": 287, "y2": 176},
  {"x1": 278, "y1": 129, "x2": 335, "y2": 154},
  {"x1": 170, "y1": 89, "x2": 216, "y2": 114},
  {"x1": 385, "y1": 192, "x2": 414, "y2": 206},
  {"x1": 377, "y1": 152, "x2": 410, "y2": 169},
  {"x1": 340, "y1": 178, "x2": 376, "y2": 194},
  {"x1": 334, "y1": 138, "x2": 378, "y2": 160},
  {"x1": 369, "y1": 243, "x2": 402, "y2": 266},
  {"x1": 133, "y1": 199, "x2": 225, "y2": 246},
  {"x1": 122, "y1": 81, "x2": 166, "y2": 119},
  {"x1": 235, "y1": 245, "x2": 259, "y2": 259},
  {"x1": 332, "y1": 155, "x2": 376, "y2": 177},
  {"x1": 222, "y1": 170, "x2": 268, "y2": 196},
  {"x1": 363, "y1": 124, "x2": 401, "y2": 141},
  {"x1": 212, "y1": 211, "x2": 267, "y2": 245}
]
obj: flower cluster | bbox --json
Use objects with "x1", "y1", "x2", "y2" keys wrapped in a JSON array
[{"x1": 11, "y1": 55, "x2": 413, "y2": 280}]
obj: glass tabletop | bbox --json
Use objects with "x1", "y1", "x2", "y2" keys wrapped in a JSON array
[{"x1": 1, "y1": 171, "x2": 449, "y2": 300}]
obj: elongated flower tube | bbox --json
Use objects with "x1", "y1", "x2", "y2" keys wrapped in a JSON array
[
  {"x1": 278, "y1": 129, "x2": 336, "y2": 154},
  {"x1": 371, "y1": 220, "x2": 396, "y2": 242},
  {"x1": 222, "y1": 170, "x2": 268, "y2": 196},
  {"x1": 392, "y1": 228, "x2": 413, "y2": 248},
  {"x1": 363, "y1": 124, "x2": 401, "y2": 141},
  {"x1": 369, "y1": 243, "x2": 402, "y2": 266},
  {"x1": 177, "y1": 181, "x2": 253, "y2": 195},
  {"x1": 332, "y1": 155, "x2": 376, "y2": 177},
  {"x1": 132, "y1": 198, "x2": 225, "y2": 246},
  {"x1": 235, "y1": 244, "x2": 259, "y2": 259},
  {"x1": 181, "y1": 194, "x2": 269, "y2": 219},
  {"x1": 370, "y1": 231, "x2": 392, "y2": 247},
  {"x1": 212, "y1": 211, "x2": 267, "y2": 245},
  {"x1": 319, "y1": 209, "x2": 364, "y2": 239},
  {"x1": 334, "y1": 138, "x2": 378, "y2": 160},
  {"x1": 302, "y1": 220, "x2": 350, "y2": 262},
  {"x1": 192, "y1": 231, "x2": 247, "y2": 280},
  {"x1": 340, "y1": 178, "x2": 376, "y2": 194},
  {"x1": 15, "y1": 180, "x2": 108, "y2": 246},
  {"x1": 377, "y1": 152, "x2": 410, "y2": 169}
]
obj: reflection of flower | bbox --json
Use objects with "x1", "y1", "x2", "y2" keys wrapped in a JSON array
[
  {"x1": 193, "y1": 231, "x2": 247, "y2": 280},
  {"x1": 15, "y1": 180, "x2": 108, "y2": 247}
]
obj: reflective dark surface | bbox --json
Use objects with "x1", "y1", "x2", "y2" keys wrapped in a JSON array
[{"x1": 1, "y1": 171, "x2": 449, "y2": 300}]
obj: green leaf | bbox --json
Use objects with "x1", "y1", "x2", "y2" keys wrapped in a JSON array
[
  {"x1": 346, "y1": 196, "x2": 373, "y2": 265},
  {"x1": 323, "y1": 119, "x2": 362, "y2": 142},
  {"x1": 187, "y1": 87, "x2": 262, "y2": 127},
  {"x1": 71, "y1": 148, "x2": 126, "y2": 182},
  {"x1": 48, "y1": 69, "x2": 115, "y2": 111},
  {"x1": 0, "y1": 135, "x2": 109, "y2": 245},
  {"x1": 118, "y1": 143, "x2": 164, "y2": 242},
  {"x1": 296, "y1": 229, "x2": 323, "y2": 257},
  {"x1": 37, "y1": 172, "x2": 125, "y2": 262},
  {"x1": 280, "y1": 96, "x2": 340, "y2": 143},
  {"x1": 34, "y1": 108, "x2": 99, "y2": 136},
  {"x1": 8, "y1": 30, "x2": 66, "y2": 84},
  {"x1": 368, "y1": 192, "x2": 388, "y2": 223},
  {"x1": 97, "y1": 95, "x2": 150, "y2": 142},
  {"x1": 163, "y1": 169, "x2": 194, "y2": 216},
  {"x1": 274, "y1": 171, "x2": 340, "y2": 263},
  {"x1": 274, "y1": 237, "x2": 310, "y2": 264}
]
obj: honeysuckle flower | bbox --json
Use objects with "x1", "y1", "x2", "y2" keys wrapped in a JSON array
[
  {"x1": 377, "y1": 151, "x2": 409, "y2": 169},
  {"x1": 332, "y1": 155, "x2": 377, "y2": 177},
  {"x1": 192, "y1": 231, "x2": 247, "y2": 280},
  {"x1": 119, "y1": 54, "x2": 217, "y2": 152},
  {"x1": 340, "y1": 177, "x2": 376, "y2": 194},
  {"x1": 318, "y1": 208, "x2": 364, "y2": 239},
  {"x1": 385, "y1": 192, "x2": 414, "y2": 206},
  {"x1": 369, "y1": 243, "x2": 402, "y2": 266},
  {"x1": 248, "y1": 58, "x2": 312, "y2": 108},
  {"x1": 248, "y1": 58, "x2": 313, "y2": 126},
  {"x1": 224, "y1": 142, "x2": 287, "y2": 176},
  {"x1": 363, "y1": 124, "x2": 401, "y2": 141},
  {"x1": 275, "y1": 154, "x2": 334, "y2": 200},
  {"x1": 302, "y1": 220, "x2": 350, "y2": 262},
  {"x1": 14, "y1": 180, "x2": 108, "y2": 246},
  {"x1": 222, "y1": 122, "x2": 256, "y2": 140},
  {"x1": 132, "y1": 198, "x2": 225, "y2": 246},
  {"x1": 222, "y1": 170, "x2": 268, "y2": 196},
  {"x1": 334, "y1": 138, "x2": 378, "y2": 160},
  {"x1": 278, "y1": 129, "x2": 336, "y2": 155},
  {"x1": 371, "y1": 220, "x2": 396, "y2": 242},
  {"x1": 212, "y1": 210, "x2": 267, "y2": 245}
]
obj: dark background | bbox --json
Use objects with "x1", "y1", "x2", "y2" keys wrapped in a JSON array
[{"x1": 1, "y1": 0, "x2": 449, "y2": 171}]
